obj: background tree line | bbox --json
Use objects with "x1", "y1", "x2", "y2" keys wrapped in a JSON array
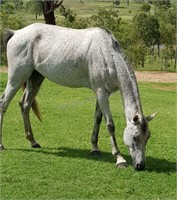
[{"x1": 0, "y1": 0, "x2": 176, "y2": 71}]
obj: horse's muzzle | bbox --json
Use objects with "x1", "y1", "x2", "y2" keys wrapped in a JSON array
[{"x1": 134, "y1": 162, "x2": 145, "y2": 171}]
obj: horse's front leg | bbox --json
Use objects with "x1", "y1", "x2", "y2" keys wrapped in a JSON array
[
  {"x1": 91, "y1": 100, "x2": 102, "y2": 156},
  {"x1": 96, "y1": 88, "x2": 127, "y2": 168}
]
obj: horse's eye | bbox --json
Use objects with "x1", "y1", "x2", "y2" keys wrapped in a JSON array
[{"x1": 133, "y1": 136, "x2": 136, "y2": 141}]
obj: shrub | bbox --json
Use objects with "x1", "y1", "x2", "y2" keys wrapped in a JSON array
[{"x1": 0, "y1": 10, "x2": 24, "y2": 66}]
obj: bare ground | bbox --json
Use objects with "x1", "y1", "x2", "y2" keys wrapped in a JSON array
[
  {"x1": 135, "y1": 71, "x2": 177, "y2": 83},
  {"x1": 0, "y1": 67, "x2": 176, "y2": 83}
]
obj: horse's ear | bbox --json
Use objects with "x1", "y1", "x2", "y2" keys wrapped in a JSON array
[{"x1": 146, "y1": 112, "x2": 158, "y2": 122}]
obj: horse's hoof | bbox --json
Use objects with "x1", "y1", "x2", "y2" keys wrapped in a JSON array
[
  {"x1": 0, "y1": 145, "x2": 5, "y2": 151},
  {"x1": 32, "y1": 144, "x2": 41, "y2": 148},
  {"x1": 116, "y1": 162, "x2": 128, "y2": 168},
  {"x1": 115, "y1": 154, "x2": 128, "y2": 168},
  {"x1": 90, "y1": 150, "x2": 101, "y2": 157}
]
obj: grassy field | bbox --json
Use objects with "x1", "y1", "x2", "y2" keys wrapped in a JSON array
[
  {"x1": 0, "y1": 73, "x2": 176, "y2": 200},
  {"x1": 16, "y1": 0, "x2": 144, "y2": 26},
  {"x1": 60, "y1": 0, "x2": 143, "y2": 18}
]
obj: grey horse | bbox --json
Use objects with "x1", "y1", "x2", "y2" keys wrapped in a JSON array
[{"x1": 0, "y1": 23, "x2": 156, "y2": 171}]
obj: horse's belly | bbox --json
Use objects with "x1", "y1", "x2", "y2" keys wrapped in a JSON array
[{"x1": 36, "y1": 63, "x2": 91, "y2": 88}]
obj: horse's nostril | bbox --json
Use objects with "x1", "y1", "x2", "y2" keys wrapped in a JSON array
[
  {"x1": 137, "y1": 164, "x2": 141, "y2": 170},
  {"x1": 135, "y1": 163, "x2": 145, "y2": 171}
]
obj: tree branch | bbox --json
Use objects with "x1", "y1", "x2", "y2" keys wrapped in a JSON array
[{"x1": 44, "y1": 0, "x2": 63, "y2": 15}]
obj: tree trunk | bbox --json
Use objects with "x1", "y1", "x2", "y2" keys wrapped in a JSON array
[
  {"x1": 141, "y1": 58, "x2": 145, "y2": 68},
  {"x1": 43, "y1": 1, "x2": 56, "y2": 25},
  {"x1": 157, "y1": 43, "x2": 160, "y2": 57},
  {"x1": 175, "y1": 47, "x2": 177, "y2": 71},
  {"x1": 174, "y1": 57, "x2": 177, "y2": 71}
]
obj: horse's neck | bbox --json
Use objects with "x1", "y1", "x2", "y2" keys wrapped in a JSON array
[{"x1": 116, "y1": 55, "x2": 143, "y2": 122}]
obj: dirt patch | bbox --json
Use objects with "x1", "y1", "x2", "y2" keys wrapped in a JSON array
[
  {"x1": 135, "y1": 71, "x2": 177, "y2": 83},
  {"x1": 152, "y1": 85, "x2": 177, "y2": 91},
  {"x1": 0, "y1": 67, "x2": 177, "y2": 83}
]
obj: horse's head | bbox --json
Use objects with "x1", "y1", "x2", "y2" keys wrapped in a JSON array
[{"x1": 123, "y1": 113, "x2": 157, "y2": 171}]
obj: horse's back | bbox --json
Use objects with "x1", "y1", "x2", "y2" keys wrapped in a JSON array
[
  {"x1": 31, "y1": 23, "x2": 97, "y2": 88},
  {"x1": 6, "y1": 23, "x2": 118, "y2": 91}
]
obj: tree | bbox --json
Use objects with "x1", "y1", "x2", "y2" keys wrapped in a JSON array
[
  {"x1": 42, "y1": 0, "x2": 63, "y2": 25},
  {"x1": 90, "y1": 9, "x2": 121, "y2": 38},
  {"x1": 140, "y1": 3, "x2": 151, "y2": 12},
  {"x1": 159, "y1": 22, "x2": 175, "y2": 47},
  {"x1": 14, "y1": 0, "x2": 23, "y2": 10},
  {"x1": 113, "y1": 0, "x2": 120, "y2": 7},
  {"x1": 126, "y1": 35, "x2": 147, "y2": 69},
  {"x1": 0, "y1": 7, "x2": 24, "y2": 65},
  {"x1": 126, "y1": 0, "x2": 130, "y2": 7},
  {"x1": 60, "y1": 6, "x2": 76, "y2": 24},
  {"x1": 25, "y1": 0, "x2": 43, "y2": 20},
  {"x1": 161, "y1": 46, "x2": 175, "y2": 71},
  {"x1": 132, "y1": 13, "x2": 160, "y2": 51},
  {"x1": 0, "y1": 1, "x2": 14, "y2": 14},
  {"x1": 156, "y1": 6, "x2": 176, "y2": 69},
  {"x1": 152, "y1": 0, "x2": 171, "y2": 8},
  {"x1": 155, "y1": 5, "x2": 176, "y2": 26}
]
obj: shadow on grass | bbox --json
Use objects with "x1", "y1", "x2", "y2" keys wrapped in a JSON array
[{"x1": 14, "y1": 146, "x2": 176, "y2": 173}]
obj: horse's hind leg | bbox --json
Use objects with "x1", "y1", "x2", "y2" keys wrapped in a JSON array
[
  {"x1": 91, "y1": 100, "x2": 102, "y2": 156},
  {"x1": 95, "y1": 88, "x2": 127, "y2": 167},
  {"x1": 19, "y1": 71, "x2": 44, "y2": 148}
]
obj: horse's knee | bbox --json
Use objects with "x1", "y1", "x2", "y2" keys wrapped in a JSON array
[
  {"x1": 19, "y1": 99, "x2": 30, "y2": 114},
  {"x1": 0, "y1": 94, "x2": 7, "y2": 112},
  {"x1": 107, "y1": 121, "x2": 115, "y2": 134},
  {"x1": 0, "y1": 95, "x2": 4, "y2": 110}
]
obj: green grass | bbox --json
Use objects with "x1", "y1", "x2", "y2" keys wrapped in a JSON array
[
  {"x1": 0, "y1": 73, "x2": 176, "y2": 200},
  {"x1": 60, "y1": 0, "x2": 142, "y2": 19},
  {"x1": 9, "y1": 1, "x2": 145, "y2": 26}
]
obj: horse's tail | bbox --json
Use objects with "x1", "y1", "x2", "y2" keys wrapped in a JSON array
[
  {"x1": 31, "y1": 99, "x2": 42, "y2": 121},
  {"x1": 3, "y1": 29, "x2": 15, "y2": 49},
  {"x1": 22, "y1": 83, "x2": 42, "y2": 122}
]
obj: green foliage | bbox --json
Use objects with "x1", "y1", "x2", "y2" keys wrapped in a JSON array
[
  {"x1": 155, "y1": 5, "x2": 176, "y2": 26},
  {"x1": 24, "y1": 0, "x2": 43, "y2": 19},
  {"x1": 0, "y1": 73, "x2": 176, "y2": 200},
  {"x1": 152, "y1": 0, "x2": 171, "y2": 8},
  {"x1": 90, "y1": 9, "x2": 121, "y2": 35},
  {"x1": 0, "y1": 8, "x2": 24, "y2": 65},
  {"x1": 113, "y1": 0, "x2": 120, "y2": 6},
  {"x1": 1, "y1": 2, "x2": 15, "y2": 14},
  {"x1": 161, "y1": 45, "x2": 176, "y2": 70},
  {"x1": 127, "y1": 40, "x2": 147, "y2": 68},
  {"x1": 14, "y1": 0, "x2": 24, "y2": 11},
  {"x1": 133, "y1": 13, "x2": 160, "y2": 47},
  {"x1": 140, "y1": 3, "x2": 151, "y2": 12},
  {"x1": 155, "y1": 6, "x2": 176, "y2": 69},
  {"x1": 59, "y1": 7, "x2": 76, "y2": 26},
  {"x1": 159, "y1": 22, "x2": 175, "y2": 47}
]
